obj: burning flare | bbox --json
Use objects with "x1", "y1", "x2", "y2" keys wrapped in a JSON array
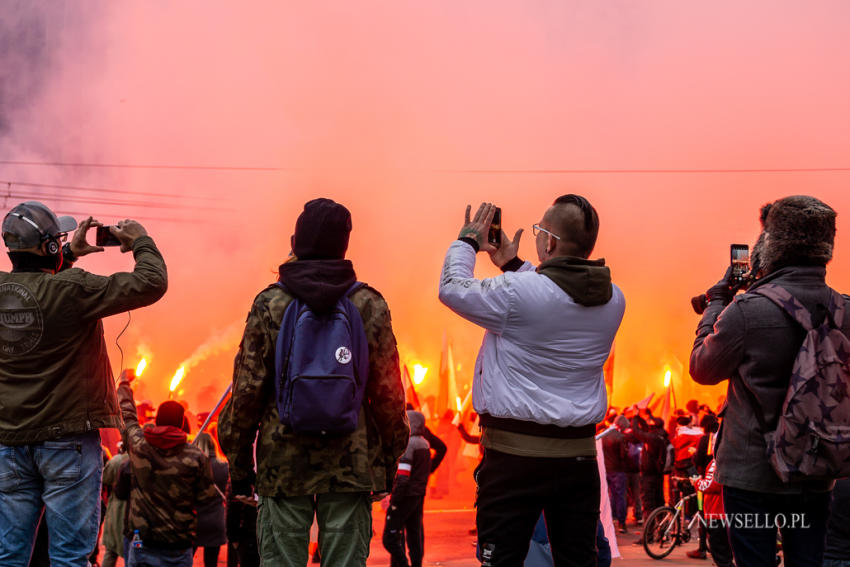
[
  {"x1": 664, "y1": 369, "x2": 672, "y2": 388},
  {"x1": 170, "y1": 367, "x2": 185, "y2": 392},
  {"x1": 412, "y1": 364, "x2": 428, "y2": 385},
  {"x1": 136, "y1": 358, "x2": 147, "y2": 377}
]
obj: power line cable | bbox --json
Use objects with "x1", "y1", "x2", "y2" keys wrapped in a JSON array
[
  {"x1": 434, "y1": 167, "x2": 850, "y2": 174},
  {"x1": 2, "y1": 180, "x2": 220, "y2": 201},
  {"x1": 5, "y1": 160, "x2": 850, "y2": 174},
  {"x1": 0, "y1": 186, "x2": 225, "y2": 211},
  {"x1": 0, "y1": 160, "x2": 289, "y2": 172},
  {"x1": 52, "y1": 209, "x2": 198, "y2": 224}
]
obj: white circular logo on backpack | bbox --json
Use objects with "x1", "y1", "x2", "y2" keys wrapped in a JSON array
[{"x1": 335, "y1": 346, "x2": 352, "y2": 364}]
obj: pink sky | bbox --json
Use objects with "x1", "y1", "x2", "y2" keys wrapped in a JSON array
[{"x1": 3, "y1": 2, "x2": 850, "y2": 411}]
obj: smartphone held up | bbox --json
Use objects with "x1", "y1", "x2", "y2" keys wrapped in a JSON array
[
  {"x1": 96, "y1": 225, "x2": 122, "y2": 247},
  {"x1": 690, "y1": 243, "x2": 753, "y2": 315},
  {"x1": 488, "y1": 207, "x2": 502, "y2": 247},
  {"x1": 730, "y1": 244, "x2": 750, "y2": 288}
]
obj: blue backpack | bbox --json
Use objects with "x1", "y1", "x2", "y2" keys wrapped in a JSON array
[{"x1": 274, "y1": 282, "x2": 369, "y2": 436}]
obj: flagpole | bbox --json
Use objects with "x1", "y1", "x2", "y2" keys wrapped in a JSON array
[{"x1": 194, "y1": 383, "x2": 233, "y2": 443}]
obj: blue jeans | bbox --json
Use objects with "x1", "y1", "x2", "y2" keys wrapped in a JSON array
[
  {"x1": 605, "y1": 471, "x2": 627, "y2": 525},
  {"x1": 127, "y1": 545, "x2": 193, "y2": 567},
  {"x1": 525, "y1": 513, "x2": 611, "y2": 566},
  {"x1": 723, "y1": 485, "x2": 832, "y2": 567},
  {"x1": 0, "y1": 431, "x2": 103, "y2": 567}
]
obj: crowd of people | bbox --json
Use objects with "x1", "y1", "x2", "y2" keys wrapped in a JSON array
[{"x1": 2, "y1": 194, "x2": 850, "y2": 567}]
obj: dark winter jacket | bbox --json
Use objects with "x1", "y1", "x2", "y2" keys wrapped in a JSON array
[
  {"x1": 628, "y1": 416, "x2": 668, "y2": 475},
  {"x1": 390, "y1": 411, "x2": 431, "y2": 503},
  {"x1": 0, "y1": 237, "x2": 167, "y2": 445},
  {"x1": 690, "y1": 266, "x2": 845, "y2": 494},
  {"x1": 601, "y1": 428, "x2": 628, "y2": 474},
  {"x1": 195, "y1": 457, "x2": 228, "y2": 547},
  {"x1": 422, "y1": 426, "x2": 447, "y2": 473}
]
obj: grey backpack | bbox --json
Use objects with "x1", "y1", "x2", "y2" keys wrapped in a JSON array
[{"x1": 748, "y1": 284, "x2": 850, "y2": 482}]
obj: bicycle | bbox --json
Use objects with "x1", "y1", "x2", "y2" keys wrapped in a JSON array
[{"x1": 643, "y1": 476, "x2": 704, "y2": 560}]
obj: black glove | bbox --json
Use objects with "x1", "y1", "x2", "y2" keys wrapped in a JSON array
[{"x1": 706, "y1": 267, "x2": 735, "y2": 305}]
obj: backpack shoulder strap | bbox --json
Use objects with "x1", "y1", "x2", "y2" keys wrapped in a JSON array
[
  {"x1": 274, "y1": 281, "x2": 305, "y2": 388},
  {"x1": 346, "y1": 281, "x2": 366, "y2": 298},
  {"x1": 826, "y1": 288, "x2": 846, "y2": 330},
  {"x1": 749, "y1": 284, "x2": 814, "y2": 331},
  {"x1": 738, "y1": 286, "x2": 803, "y2": 436}
]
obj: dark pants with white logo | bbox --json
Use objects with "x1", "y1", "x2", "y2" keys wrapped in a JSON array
[
  {"x1": 722, "y1": 485, "x2": 831, "y2": 567},
  {"x1": 382, "y1": 495, "x2": 425, "y2": 567},
  {"x1": 475, "y1": 448, "x2": 599, "y2": 567}
]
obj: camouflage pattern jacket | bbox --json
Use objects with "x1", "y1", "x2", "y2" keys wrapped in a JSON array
[
  {"x1": 118, "y1": 381, "x2": 219, "y2": 549},
  {"x1": 219, "y1": 283, "x2": 409, "y2": 498}
]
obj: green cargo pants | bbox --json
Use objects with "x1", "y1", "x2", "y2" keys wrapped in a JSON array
[{"x1": 257, "y1": 492, "x2": 372, "y2": 567}]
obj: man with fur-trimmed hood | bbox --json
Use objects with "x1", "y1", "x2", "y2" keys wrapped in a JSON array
[{"x1": 690, "y1": 195, "x2": 847, "y2": 566}]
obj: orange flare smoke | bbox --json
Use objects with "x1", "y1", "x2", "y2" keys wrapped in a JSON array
[{"x1": 169, "y1": 367, "x2": 185, "y2": 392}]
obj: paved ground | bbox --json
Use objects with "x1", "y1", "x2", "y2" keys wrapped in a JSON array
[
  {"x1": 366, "y1": 500, "x2": 710, "y2": 566},
  {"x1": 155, "y1": 496, "x2": 711, "y2": 566}
]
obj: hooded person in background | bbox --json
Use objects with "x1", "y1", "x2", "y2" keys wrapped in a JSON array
[
  {"x1": 101, "y1": 443, "x2": 130, "y2": 567},
  {"x1": 439, "y1": 196, "x2": 625, "y2": 567},
  {"x1": 117, "y1": 371, "x2": 220, "y2": 567},
  {"x1": 383, "y1": 410, "x2": 432, "y2": 567},
  {"x1": 193, "y1": 433, "x2": 228, "y2": 567},
  {"x1": 601, "y1": 415, "x2": 629, "y2": 534},
  {"x1": 219, "y1": 198, "x2": 409, "y2": 567},
  {"x1": 625, "y1": 410, "x2": 668, "y2": 537},
  {"x1": 691, "y1": 195, "x2": 846, "y2": 567},
  {"x1": 0, "y1": 201, "x2": 167, "y2": 567}
]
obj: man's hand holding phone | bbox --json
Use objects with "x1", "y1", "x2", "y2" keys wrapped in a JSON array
[
  {"x1": 458, "y1": 203, "x2": 499, "y2": 254},
  {"x1": 488, "y1": 225, "x2": 524, "y2": 269},
  {"x1": 458, "y1": 203, "x2": 524, "y2": 269},
  {"x1": 69, "y1": 217, "x2": 106, "y2": 259},
  {"x1": 111, "y1": 220, "x2": 148, "y2": 253}
]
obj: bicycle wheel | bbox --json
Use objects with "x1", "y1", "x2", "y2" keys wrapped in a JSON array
[{"x1": 643, "y1": 506, "x2": 679, "y2": 560}]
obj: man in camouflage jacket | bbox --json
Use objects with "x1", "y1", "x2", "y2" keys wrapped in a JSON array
[
  {"x1": 219, "y1": 198, "x2": 409, "y2": 567},
  {"x1": 118, "y1": 372, "x2": 219, "y2": 566}
]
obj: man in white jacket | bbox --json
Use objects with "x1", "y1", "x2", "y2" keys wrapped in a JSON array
[{"x1": 439, "y1": 196, "x2": 625, "y2": 567}]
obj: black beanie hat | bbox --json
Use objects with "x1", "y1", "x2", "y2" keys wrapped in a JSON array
[
  {"x1": 155, "y1": 400, "x2": 185, "y2": 428},
  {"x1": 292, "y1": 198, "x2": 352, "y2": 260}
]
